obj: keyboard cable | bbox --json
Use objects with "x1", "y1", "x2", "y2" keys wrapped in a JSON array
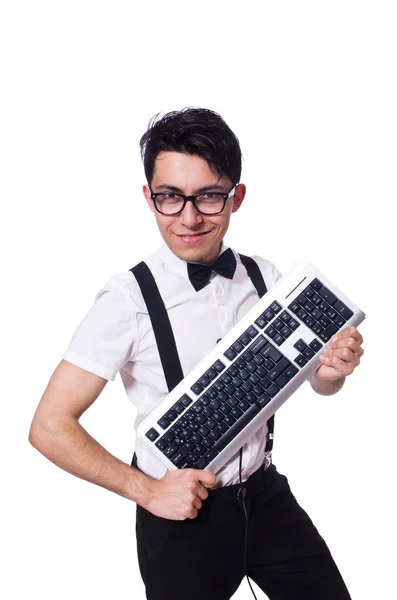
[{"x1": 237, "y1": 447, "x2": 258, "y2": 600}]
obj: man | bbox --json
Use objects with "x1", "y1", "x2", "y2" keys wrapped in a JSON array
[{"x1": 29, "y1": 107, "x2": 364, "y2": 599}]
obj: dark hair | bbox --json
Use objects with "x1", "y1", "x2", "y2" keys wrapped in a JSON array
[{"x1": 139, "y1": 107, "x2": 242, "y2": 186}]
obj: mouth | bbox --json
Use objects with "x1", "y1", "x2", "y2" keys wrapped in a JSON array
[{"x1": 175, "y1": 231, "x2": 210, "y2": 244}]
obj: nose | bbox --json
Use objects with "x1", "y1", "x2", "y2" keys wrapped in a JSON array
[{"x1": 179, "y1": 199, "x2": 204, "y2": 229}]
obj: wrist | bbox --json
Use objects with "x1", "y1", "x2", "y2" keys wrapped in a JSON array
[
  {"x1": 310, "y1": 369, "x2": 346, "y2": 396},
  {"x1": 127, "y1": 468, "x2": 158, "y2": 509}
]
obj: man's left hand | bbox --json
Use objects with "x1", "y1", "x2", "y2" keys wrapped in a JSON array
[{"x1": 316, "y1": 326, "x2": 364, "y2": 382}]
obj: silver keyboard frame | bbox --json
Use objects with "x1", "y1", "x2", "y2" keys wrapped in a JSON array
[{"x1": 137, "y1": 261, "x2": 366, "y2": 474}]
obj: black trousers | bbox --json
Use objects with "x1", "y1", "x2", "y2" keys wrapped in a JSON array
[{"x1": 135, "y1": 464, "x2": 352, "y2": 600}]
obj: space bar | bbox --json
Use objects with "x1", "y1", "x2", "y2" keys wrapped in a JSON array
[{"x1": 214, "y1": 404, "x2": 260, "y2": 453}]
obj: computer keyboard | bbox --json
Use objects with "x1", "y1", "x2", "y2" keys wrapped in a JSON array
[{"x1": 137, "y1": 262, "x2": 366, "y2": 474}]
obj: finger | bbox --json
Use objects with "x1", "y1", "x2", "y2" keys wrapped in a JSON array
[
  {"x1": 196, "y1": 469, "x2": 216, "y2": 488},
  {"x1": 196, "y1": 484, "x2": 210, "y2": 501},
  {"x1": 323, "y1": 347, "x2": 361, "y2": 365},
  {"x1": 193, "y1": 497, "x2": 203, "y2": 510},
  {"x1": 320, "y1": 353, "x2": 358, "y2": 374},
  {"x1": 187, "y1": 508, "x2": 199, "y2": 520},
  {"x1": 329, "y1": 338, "x2": 364, "y2": 357},
  {"x1": 331, "y1": 326, "x2": 363, "y2": 345}
]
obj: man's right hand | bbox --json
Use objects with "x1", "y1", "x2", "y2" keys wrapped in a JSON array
[{"x1": 146, "y1": 468, "x2": 217, "y2": 520}]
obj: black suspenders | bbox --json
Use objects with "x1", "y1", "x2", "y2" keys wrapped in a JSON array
[{"x1": 130, "y1": 252, "x2": 274, "y2": 466}]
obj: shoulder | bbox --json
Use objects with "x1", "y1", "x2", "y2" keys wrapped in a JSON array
[
  {"x1": 236, "y1": 252, "x2": 283, "y2": 289},
  {"x1": 95, "y1": 248, "x2": 164, "y2": 307}
]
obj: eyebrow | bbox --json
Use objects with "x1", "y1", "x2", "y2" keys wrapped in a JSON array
[{"x1": 154, "y1": 183, "x2": 228, "y2": 193}]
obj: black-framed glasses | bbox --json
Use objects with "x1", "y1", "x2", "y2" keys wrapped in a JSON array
[{"x1": 150, "y1": 186, "x2": 237, "y2": 216}]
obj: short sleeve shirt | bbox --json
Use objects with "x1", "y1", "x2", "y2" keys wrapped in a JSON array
[{"x1": 62, "y1": 242, "x2": 282, "y2": 487}]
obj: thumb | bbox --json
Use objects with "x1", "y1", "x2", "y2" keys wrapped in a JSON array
[{"x1": 196, "y1": 469, "x2": 216, "y2": 488}]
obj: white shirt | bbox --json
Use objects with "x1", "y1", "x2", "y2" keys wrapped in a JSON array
[{"x1": 62, "y1": 242, "x2": 282, "y2": 488}]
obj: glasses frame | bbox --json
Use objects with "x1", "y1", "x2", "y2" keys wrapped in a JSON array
[{"x1": 149, "y1": 186, "x2": 237, "y2": 216}]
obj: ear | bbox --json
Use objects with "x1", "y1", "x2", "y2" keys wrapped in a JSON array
[
  {"x1": 143, "y1": 184, "x2": 155, "y2": 213},
  {"x1": 231, "y1": 183, "x2": 246, "y2": 213}
]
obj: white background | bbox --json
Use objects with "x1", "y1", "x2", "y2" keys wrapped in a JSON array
[{"x1": 1, "y1": 1, "x2": 396, "y2": 598}]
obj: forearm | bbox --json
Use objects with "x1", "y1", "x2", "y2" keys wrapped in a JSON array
[
  {"x1": 29, "y1": 416, "x2": 155, "y2": 508},
  {"x1": 309, "y1": 370, "x2": 346, "y2": 396}
]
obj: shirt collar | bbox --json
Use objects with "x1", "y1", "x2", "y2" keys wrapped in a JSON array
[{"x1": 157, "y1": 241, "x2": 232, "y2": 278}]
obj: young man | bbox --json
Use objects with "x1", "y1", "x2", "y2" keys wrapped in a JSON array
[{"x1": 29, "y1": 108, "x2": 364, "y2": 599}]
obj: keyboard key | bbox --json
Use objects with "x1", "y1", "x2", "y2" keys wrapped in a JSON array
[
  {"x1": 280, "y1": 325, "x2": 292, "y2": 338},
  {"x1": 194, "y1": 457, "x2": 208, "y2": 469},
  {"x1": 164, "y1": 443, "x2": 178, "y2": 458},
  {"x1": 171, "y1": 448, "x2": 188, "y2": 466},
  {"x1": 273, "y1": 318, "x2": 284, "y2": 331},
  {"x1": 318, "y1": 286, "x2": 337, "y2": 306},
  {"x1": 270, "y1": 301, "x2": 282, "y2": 314},
  {"x1": 309, "y1": 339, "x2": 323, "y2": 353},
  {"x1": 191, "y1": 381, "x2": 204, "y2": 395},
  {"x1": 319, "y1": 315, "x2": 331, "y2": 328},
  {"x1": 264, "y1": 325, "x2": 277, "y2": 339},
  {"x1": 224, "y1": 347, "x2": 237, "y2": 361},
  {"x1": 303, "y1": 347, "x2": 315, "y2": 360},
  {"x1": 284, "y1": 364, "x2": 299, "y2": 379},
  {"x1": 198, "y1": 375, "x2": 211, "y2": 388},
  {"x1": 268, "y1": 357, "x2": 291, "y2": 381},
  {"x1": 155, "y1": 437, "x2": 168, "y2": 451},
  {"x1": 235, "y1": 357, "x2": 246, "y2": 370},
  {"x1": 275, "y1": 374, "x2": 289, "y2": 389},
  {"x1": 238, "y1": 333, "x2": 251, "y2": 346},
  {"x1": 334, "y1": 300, "x2": 353, "y2": 320},
  {"x1": 310, "y1": 278, "x2": 322, "y2": 291},
  {"x1": 319, "y1": 323, "x2": 339, "y2": 342},
  {"x1": 220, "y1": 372, "x2": 232, "y2": 384},
  {"x1": 157, "y1": 416, "x2": 170, "y2": 430},
  {"x1": 294, "y1": 339, "x2": 307, "y2": 352},
  {"x1": 333, "y1": 314, "x2": 346, "y2": 328},
  {"x1": 205, "y1": 367, "x2": 218, "y2": 380},
  {"x1": 213, "y1": 380, "x2": 225, "y2": 392},
  {"x1": 288, "y1": 300, "x2": 300, "y2": 314},
  {"x1": 246, "y1": 325, "x2": 258, "y2": 338},
  {"x1": 312, "y1": 308, "x2": 322, "y2": 321},
  {"x1": 165, "y1": 409, "x2": 177, "y2": 423},
  {"x1": 260, "y1": 343, "x2": 282, "y2": 363},
  {"x1": 311, "y1": 293, "x2": 322, "y2": 306},
  {"x1": 303, "y1": 287, "x2": 315, "y2": 298},
  {"x1": 146, "y1": 428, "x2": 160, "y2": 442},
  {"x1": 204, "y1": 448, "x2": 218, "y2": 463},
  {"x1": 216, "y1": 421, "x2": 229, "y2": 434},
  {"x1": 280, "y1": 311, "x2": 291, "y2": 324},
  {"x1": 266, "y1": 383, "x2": 279, "y2": 398},
  {"x1": 256, "y1": 393, "x2": 271, "y2": 409},
  {"x1": 254, "y1": 314, "x2": 268, "y2": 328},
  {"x1": 249, "y1": 335, "x2": 268, "y2": 354},
  {"x1": 199, "y1": 394, "x2": 211, "y2": 406},
  {"x1": 172, "y1": 401, "x2": 184, "y2": 414},
  {"x1": 232, "y1": 340, "x2": 244, "y2": 354},
  {"x1": 180, "y1": 394, "x2": 193, "y2": 407},
  {"x1": 273, "y1": 333, "x2": 285, "y2": 346},
  {"x1": 294, "y1": 354, "x2": 308, "y2": 367},
  {"x1": 304, "y1": 315, "x2": 316, "y2": 328},
  {"x1": 263, "y1": 308, "x2": 275, "y2": 321},
  {"x1": 287, "y1": 317, "x2": 299, "y2": 331},
  {"x1": 214, "y1": 403, "x2": 260, "y2": 452},
  {"x1": 212, "y1": 360, "x2": 226, "y2": 373},
  {"x1": 297, "y1": 308, "x2": 307, "y2": 321}
]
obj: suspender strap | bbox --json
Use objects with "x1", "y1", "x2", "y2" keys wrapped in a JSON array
[
  {"x1": 130, "y1": 262, "x2": 184, "y2": 393},
  {"x1": 238, "y1": 254, "x2": 268, "y2": 298},
  {"x1": 131, "y1": 252, "x2": 274, "y2": 461},
  {"x1": 238, "y1": 254, "x2": 274, "y2": 452}
]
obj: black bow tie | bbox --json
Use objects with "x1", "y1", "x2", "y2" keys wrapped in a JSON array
[{"x1": 187, "y1": 248, "x2": 237, "y2": 292}]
